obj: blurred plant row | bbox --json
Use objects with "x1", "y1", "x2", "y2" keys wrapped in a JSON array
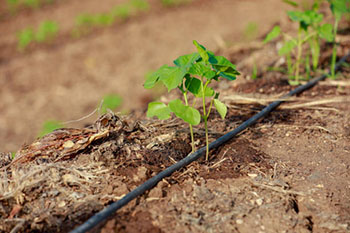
[
  {"x1": 15, "y1": 0, "x2": 193, "y2": 50},
  {"x1": 264, "y1": 0, "x2": 350, "y2": 83}
]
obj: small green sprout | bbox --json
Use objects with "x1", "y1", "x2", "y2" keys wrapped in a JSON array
[
  {"x1": 100, "y1": 94, "x2": 123, "y2": 114},
  {"x1": 160, "y1": 0, "x2": 191, "y2": 7},
  {"x1": 17, "y1": 28, "x2": 35, "y2": 51},
  {"x1": 145, "y1": 40, "x2": 239, "y2": 160},
  {"x1": 111, "y1": 4, "x2": 131, "y2": 20},
  {"x1": 17, "y1": 20, "x2": 59, "y2": 51},
  {"x1": 72, "y1": 0, "x2": 149, "y2": 37},
  {"x1": 243, "y1": 22, "x2": 259, "y2": 41},
  {"x1": 35, "y1": 20, "x2": 59, "y2": 42},
  {"x1": 130, "y1": 0, "x2": 150, "y2": 11},
  {"x1": 39, "y1": 120, "x2": 64, "y2": 137}
]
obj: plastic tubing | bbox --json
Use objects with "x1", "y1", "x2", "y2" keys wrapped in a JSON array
[{"x1": 70, "y1": 53, "x2": 349, "y2": 233}]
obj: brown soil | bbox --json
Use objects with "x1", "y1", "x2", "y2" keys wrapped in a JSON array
[{"x1": 1, "y1": 1, "x2": 350, "y2": 233}]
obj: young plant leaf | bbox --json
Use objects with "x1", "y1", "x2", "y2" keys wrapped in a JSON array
[
  {"x1": 318, "y1": 23, "x2": 334, "y2": 42},
  {"x1": 193, "y1": 40, "x2": 209, "y2": 62},
  {"x1": 169, "y1": 99, "x2": 200, "y2": 125},
  {"x1": 144, "y1": 65, "x2": 166, "y2": 89},
  {"x1": 263, "y1": 26, "x2": 281, "y2": 43},
  {"x1": 144, "y1": 65, "x2": 186, "y2": 91},
  {"x1": 185, "y1": 76, "x2": 201, "y2": 95},
  {"x1": 330, "y1": 0, "x2": 349, "y2": 20},
  {"x1": 282, "y1": 0, "x2": 298, "y2": 7},
  {"x1": 147, "y1": 102, "x2": 171, "y2": 120},
  {"x1": 189, "y1": 61, "x2": 213, "y2": 76},
  {"x1": 195, "y1": 86, "x2": 215, "y2": 97},
  {"x1": 218, "y1": 71, "x2": 237, "y2": 81},
  {"x1": 278, "y1": 40, "x2": 296, "y2": 56},
  {"x1": 213, "y1": 99, "x2": 227, "y2": 119},
  {"x1": 159, "y1": 66, "x2": 186, "y2": 91},
  {"x1": 174, "y1": 53, "x2": 200, "y2": 70},
  {"x1": 209, "y1": 55, "x2": 240, "y2": 78},
  {"x1": 100, "y1": 94, "x2": 122, "y2": 113}
]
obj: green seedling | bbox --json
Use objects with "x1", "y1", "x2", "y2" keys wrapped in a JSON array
[
  {"x1": 243, "y1": 22, "x2": 259, "y2": 41},
  {"x1": 7, "y1": 0, "x2": 54, "y2": 13},
  {"x1": 35, "y1": 20, "x2": 59, "y2": 42},
  {"x1": 11, "y1": 152, "x2": 16, "y2": 160},
  {"x1": 111, "y1": 4, "x2": 131, "y2": 20},
  {"x1": 73, "y1": 0, "x2": 149, "y2": 37},
  {"x1": 17, "y1": 20, "x2": 59, "y2": 51},
  {"x1": 160, "y1": 0, "x2": 191, "y2": 7},
  {"x1": 39, "y1": 120, "x2": 64, "y2": 137},
  {"x1": 264, "y1": 5, "x2": 330, "y2": 85},
  {"x1": 251, "y1": 63, "x2": 258, "y2": 80},
  {"x1": 328, "y1": 0, "x2": 350, "y2": 79},
  {"x1": 100, "y1": 94, "x2": 123, "y2": 114},
  {"x1": 17, "y1": 28, "x2": 35, "y2": 51},
  {"x1": 130, "y1": 0, "x2": 150, "y2": 12},
  {"x1": 24, "y1": 0, "x2": 40, "y2": 8},
  {"x1": 145, "y1": 40, "x2": 239, "y2": 160}
]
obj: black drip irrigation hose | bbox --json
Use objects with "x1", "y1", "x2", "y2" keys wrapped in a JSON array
[{"x1": 70, "y1": 53, "x2": 350, "y2": 233}]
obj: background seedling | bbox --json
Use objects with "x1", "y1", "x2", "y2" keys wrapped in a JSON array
[
  {"x1": 328, "y1": 0, "x2": 350, "y2": 79},
  {"x1": 38, "y1": 120, "x2": 64, "y2": 137},
  {"x1": 243, "y1": 22, "x2": 259, "y2": 41},
  {"x1": 35, "y1": 20, "x2": 59, "y2": 42},
  {"x1": 17, "y1": 28, "x2": 35, "y2": 51},
  {"x1": 99, "y1": 94, "x2": 123, "y2": 114},
  {"x1": 160, "y1": 0, "x2": 191, "y2": 7},
  {"x1": 145, "y1": 40, "x2": 239, "y2": 160},
  {"x1": 264, "y1": 0, "x2": 341, "y2": 84},
  {"x1": 73, "y1": 0, "x2": 149, "y2": 37},
  {"x1": 17, "y1": 20, "x2": 59, "y2": 51}
]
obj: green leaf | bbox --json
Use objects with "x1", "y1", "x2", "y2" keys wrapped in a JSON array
[
  {"x1": 287, "y1": 11, "x2": 304, "y2": 22},
  {"x1": 330, "y1": 0, "x2": 349, "y2": 20},
  {"x1": 100, "y1": 94, "x2": 122, "y2": 113},
  {"x1": 287, "y1": 10, "x2": 323, "y2": 31},
  {"x1": 209, "y1": 55, "x2": 240, "y2": 77},
  {"x1": 282, "y1": 0, "x2": 298, "y2": 7},
  {"x1": 219, "y1": 71, "x2": 237, "y2": 81},
  {"x1": 39, "y1": 120, "x2": 64, "y2": 137},
  {"x1": 318, "y1": 23, "x2": 334, "y2": 42},
  {"x1": 195, "y1": 86, "x2": 215, "y2": 97},
  {"x1": 213, "y1": 99, "x2": 227, "y2": 120},
  {"x1": 185, "y1": 77, "x2": 201, "y2": 94},
  {"x1": 169, "y1": 99, "x2": 200, "y2": 125},
  {"x1": 144, "y1": 65, "x2": 166, "y2": 89},
  {"x1": 147, "y1": 102, "x2": 171, "y2": 120},
  {"x1": 160, "y1": 66, "x2": 187, "y2": 91},
  {"x1": 189, "y1": 61, "x2": 212, "y2": 76},
  {"x1": 209, "y1": 55, "x2": 235, "y2": 69},
  {"x1": 193, "y1": 40, "x2": 209, "y2": 62},
  {"x1": 278, "y1": 40, "x2": 296, "y2": 56},
  {"x1": 174, "y1": 53, "x2": 200, "y2": 70},
  {"x1": 144, "y1": 65, "x2": 186, "y2": 91},
  {"x1": 264, "y1": 26, "x2": 281, "y2": 43}
]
